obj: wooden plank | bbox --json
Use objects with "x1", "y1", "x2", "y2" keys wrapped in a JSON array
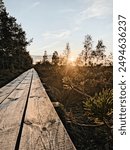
[
  {"x1": 0, "y1": 70, "x2": 30, "y2": 104},
  {"x1": 0, "y1": 69, "x2": 33, "y2": 150},
  {"x1": 19, "y1": 69, "x2": 76, "y2": 150}
]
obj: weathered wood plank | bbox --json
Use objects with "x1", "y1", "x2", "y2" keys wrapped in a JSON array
[
  {"x1": 0, "y1": 69, "x2": 33, "y2": 150},
  {"x1": 0, "y1": 70, "x2": 30, "y2": 104},
  {"x1": 19, "y1": 69, "x2": 76, "y2": 150}
]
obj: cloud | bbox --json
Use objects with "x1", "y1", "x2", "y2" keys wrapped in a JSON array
[
  {"x1": 42, "y1": 30, "x2": 71, "y2": 39},
  {"x1": 76, "y1": 0, "x2": 112, "y2": 24},
  {"x1": 30, "y1": 1, "x2": 40, "y2": 9},
  {"x1": 41, "y1": 41, "x2": 60, "y2": 49},
  {"x1": 73, "y1": 26, "x2": 80, "y2": 31},
  {"x1": 19, "y1": 1, "x2": 40, "y2": 16}
]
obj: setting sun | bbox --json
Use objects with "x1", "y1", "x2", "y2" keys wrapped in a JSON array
[{"x1": 68, "y1": 56, "x2": 75, "y2": 63}]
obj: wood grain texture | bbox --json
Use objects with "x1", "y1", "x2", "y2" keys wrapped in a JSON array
[
  {"x1": 0, "y1": 70, "x2": 29, "y2": 104},
  {"x1": 0, "y1": 69, "x2": 33, "y2": 150},
  {"x1": 0, "y1": 68, "x2": 76, "y2": 150},
  {"x1": 19, "y1": 69, "x2": 76, "y2": 150}
]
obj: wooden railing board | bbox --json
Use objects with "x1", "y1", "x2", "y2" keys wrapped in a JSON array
[
  {"x1": 0, "y1": 70, "x2": 30, "y2": 104},
  {"x1": 0, "y1": 69, "x2": 33, "y2": 150},
  {"x1": 0, "y1": 69, "x2": 76, "y2": 150},
  {"x1": 19, "y1": 70, "x2": 76, "y2": 150}
]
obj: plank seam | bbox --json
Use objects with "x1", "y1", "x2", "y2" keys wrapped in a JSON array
[{"x1": 14, "y1": 70, "x2": 33, "y2": 150}]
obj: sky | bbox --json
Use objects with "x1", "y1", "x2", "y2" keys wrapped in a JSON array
[{"x1": 4, "y1": 0, "x2": 113, "y2": 57}]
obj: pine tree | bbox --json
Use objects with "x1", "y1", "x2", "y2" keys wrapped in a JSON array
[
  {"x1": 83, "y1": 35, "x2": 93, "y2": 65},
  {"x1": 52, "y1": 51, "x2": 59, "y2": 65}
]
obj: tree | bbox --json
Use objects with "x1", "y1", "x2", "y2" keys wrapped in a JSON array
[
  {"x1": 0, "y1": 0, "x2": 32, "y2": 70},
  {"x1": 63, "y1": 43, "x2": 70, "y2": 65},
  {"x1": 0, "y1": 1, "x2": 10, "y2": 69},
  {"x1": 0, "y1": 0, "x2": 5, "y2": 12},
  {"x1": 87, "y1": 50, "x2": 97, "y2": 66},
  {"x1": 75, "y1": 51, "x2": 84, "y2": 66},
  {"x1": 95, "y1": 40, "x2": 106, "y2": 63},
  {"x1": 43, "y1": 50, "x2": 48, "y2": 63},
  {"x1": 52, "y1": 51, "x2": 59, "y2": 65},
  {"x1": 107, "y1": 52, "x2": 113, "y2": 66},
  {"x1": 83, "y1": 35, "x2": 93, "y2": 65}
]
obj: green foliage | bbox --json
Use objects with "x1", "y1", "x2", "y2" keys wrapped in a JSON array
[
  {"x1": 84, "y1": 89, "x2": 113, "y2": 127},
  {"x1": 83, "y1": 89, "x2": 113, "y2": 149},
  {"x1": 0, "y1": 0, "x2": 32, "y2": 70}
]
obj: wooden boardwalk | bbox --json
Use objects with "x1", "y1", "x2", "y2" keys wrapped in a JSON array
[{"x1": 0, "y1": 68, "x2": 76, "y2": 150}]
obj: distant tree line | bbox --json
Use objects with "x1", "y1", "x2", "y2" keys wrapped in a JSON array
[
  {"x1": 77, "y1": 35, "x2": 111, "y2": 66},
  {"x1": 0, "y1": 0, "x2": 32, "y2": 70},
  {"x1": 41, "y1": 35, "x2": 112, "y2": 66},
  {"x1": 76, "y1": 35, "x2": 112, "y2": 66}
]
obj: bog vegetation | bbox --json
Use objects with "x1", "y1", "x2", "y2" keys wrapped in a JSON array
[{"x1": 34, "y1": 36, "x2": 113, "y2": 150}]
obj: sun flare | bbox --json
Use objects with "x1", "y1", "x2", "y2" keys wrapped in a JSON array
[{"x1": 68, "y1": 56, "x2": 75, "y2": 63}]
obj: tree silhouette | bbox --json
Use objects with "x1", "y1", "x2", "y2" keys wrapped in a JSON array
[
  {"x1": 52, "y1": 51, "x2": 59, "y2": 65},
  {"x1": 83, "y1": 35, "x2": 93, "y2": 65},
  {"x1": 63, "y1": 43, "x2": 70, "y2": 65},
  {"x1": 0, "y1": 0, "x2": 4, "y2": 12},
  {"x1": 43, "y1": 50, "x2": 48, "y2": 63},
  {"x1": 0, "y1": 0, "x2": 32, "y2": 70},
  {"x1": 96, "y1": 40, "x2": 106, "y2": 63}
]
